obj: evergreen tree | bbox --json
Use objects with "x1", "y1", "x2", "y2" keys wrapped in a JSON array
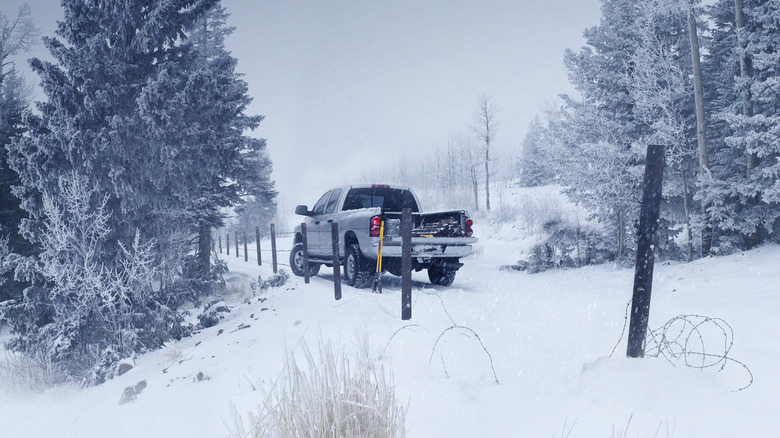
[
  {"x1": 706, "y1": 0, "x2": 780, "y2": 248},
  {"x1": 182, "y1": 4, "x2": 276, "y2": 276},
  {"x1": 557, "y1": 0, "x2": 650, "y2": 262},
  {"x1": 518, "y1": 117, "x2": 550, "y2": 187},
  {"x1": 1, "y1": 5, "x2": 38, "y2": 301},
  {"x1": 2, "y1": 0, "x2": 276, "y2": 380},
  {"x1": 0, "y1": 70, "x2": 34, "y2": 301}
]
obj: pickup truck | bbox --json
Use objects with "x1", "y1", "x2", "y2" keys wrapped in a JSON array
[{"x1": 290, "y1": 184, "x2": 477, "y2": 287}]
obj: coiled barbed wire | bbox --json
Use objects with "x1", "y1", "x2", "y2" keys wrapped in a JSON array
[{"x1": 611, "y1": 301, "x2": 753, "y2": 391}]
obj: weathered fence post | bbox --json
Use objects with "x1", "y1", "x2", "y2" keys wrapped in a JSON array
[
  {"x1": 270, "y1": 223, "x2": 278, "y2": 273},
  {"x1": 401, "y1": 208, "x2": 412, "y2": 320},
  {"x1": 256, "y1": 226, "x2": 262, "y2": 266},
  {"x1": 331, "y1": 222, "x2": 342, "y2": 300},
  {"x1": 243, "y1": 230, "x2": 248, "y2": 262},
  {"x1": 301, "y1": 222, "x2": 310, "y2": 284},
  {"x1": 627, "y1": 144, "x2": 666, "y2": 358},
  {"x1": 235, "y1": 231, "x2": 239, "y2": 258}
]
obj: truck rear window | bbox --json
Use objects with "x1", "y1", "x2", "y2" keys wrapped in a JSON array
[{"x1": 342, "y1": 188, "x2": 419, "y2": 212}]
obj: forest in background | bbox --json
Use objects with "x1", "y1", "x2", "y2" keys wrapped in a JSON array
[{"x1": 366, "y1": 0, "x2": 779, "y2": 270}]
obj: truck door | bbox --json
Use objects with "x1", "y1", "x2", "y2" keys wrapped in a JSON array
[
  {"x1": 315, "y1": 188, "x2": 342, "y2": 256},
  {"x1": 305, "y1": 190, "x2": 331, "y2": 255}
]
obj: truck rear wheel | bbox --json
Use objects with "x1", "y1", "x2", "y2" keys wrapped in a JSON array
[
  {"x1": 290, "y1": 242, "x2": 320, "y2": 277},
  {"x1": 344, "y1": 243, "x2": 373, "y2": 288},
  {"x1": 428, "y1": 267, "x2": 457, "y2": 286}
]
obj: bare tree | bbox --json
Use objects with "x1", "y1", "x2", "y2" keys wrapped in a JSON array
[
  {"x1": 454, "y1": 133, "x2": 481, "y2": 213},
  {"x1": 629, "y1": 0, "x2": 696, "y2": 261},
  {"x1": 472, "y1": 93, "x2": 498, "y2": 212},
  {"x1": 0, "y1": 4, "x2": 39, "y2": 91}
]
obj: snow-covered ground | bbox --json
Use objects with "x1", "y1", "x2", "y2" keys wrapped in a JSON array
[{"x1": 2, "y1": 198, "x2": 779, "y2": 437}]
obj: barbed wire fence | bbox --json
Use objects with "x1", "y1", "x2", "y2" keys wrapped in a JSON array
[
  {"x1": 211, "y1": 224, "x2": 297, "y2": 272},
  {"x1": 610, "y1": 300, "x2": 753, "y2": 391}
]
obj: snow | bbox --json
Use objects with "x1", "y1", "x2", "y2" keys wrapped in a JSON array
[{"x1": 2, "y1": 210, "x2": 780, "y2": 437}]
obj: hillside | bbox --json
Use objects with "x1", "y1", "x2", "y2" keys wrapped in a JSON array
[{"x1": 2, "y1": 207, "x2": 778, "y2": 436}]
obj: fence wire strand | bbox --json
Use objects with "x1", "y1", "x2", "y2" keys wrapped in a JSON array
[{"x1": 611, "y1": 301, "x2": 753, "y2": 391}]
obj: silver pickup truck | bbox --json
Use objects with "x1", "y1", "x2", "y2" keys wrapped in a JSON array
[{"x1": 290, "y1": 184, "x2": 477, "y2": 287}]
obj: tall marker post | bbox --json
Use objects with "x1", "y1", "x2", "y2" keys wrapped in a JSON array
[{"x1": 627, "y1": 144, "x2": 666, "y2": 358}]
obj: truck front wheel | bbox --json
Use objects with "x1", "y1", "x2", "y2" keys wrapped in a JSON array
[
  {"x1": 290, "y1": 242, "x2": 320, "y2": 277},
  {"x1": 428, "y1": 267, "x2": 457, "y2": 286},
  {"x1": 344, "y1": 243, "x2": 373, "y2": 288}
]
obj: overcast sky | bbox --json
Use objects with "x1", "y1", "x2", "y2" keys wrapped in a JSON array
[{"x1": 4, "y1": 0, "x2": 602, "y2": 208}]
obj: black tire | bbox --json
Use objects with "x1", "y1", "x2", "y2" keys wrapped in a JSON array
[
  {"x1": 428, "y1": 267, "x2": 457, "y2": 286},
  {"x1": 344, "y1": 243, "x2": 373, "y2": 288},
  {"x1": 289, "y1": 242, "x2": 320, "y2": 277}
]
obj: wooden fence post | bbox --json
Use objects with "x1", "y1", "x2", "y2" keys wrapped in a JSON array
[
  {"x1": 401, "y1": 208, "x2": 412, "y2": 320},
  {"x1": 301, "y1": 222, "x2": 310, "y2": 284},
  {"x1": 270, "y1": 224, "x2": 278, "y2": 273},
  {"x1": 331, "y1": 222, "x2": 342, "y2": 300},
  {"x1": 627, "y1": 144, "x2": 666, "y2": 358},
  {"x1": 256, "y1": 226, "x2": 262, "y2": 266}
]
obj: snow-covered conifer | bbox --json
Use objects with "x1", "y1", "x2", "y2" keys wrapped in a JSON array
[{"x1": 3, "y1": 0, "x2": 275, "y2": 378}]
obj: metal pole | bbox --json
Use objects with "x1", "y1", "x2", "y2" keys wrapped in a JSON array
[
  {"x1": 401, "y1": 208, "x2": 412, "y2": 320},
  {"x1": 331, "y1": 222, "x2": 342, "y2": 300},
  {"x1": 627, "y1": 145, "x2": 666, "y2": 358}
]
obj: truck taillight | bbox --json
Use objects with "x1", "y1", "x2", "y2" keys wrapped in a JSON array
[
  {"x1": 370, "y1": 215, "x2": 382, "y2": 237},
  {"x1": 465, "y1": 217, "x2": 474, "y2": 237}
]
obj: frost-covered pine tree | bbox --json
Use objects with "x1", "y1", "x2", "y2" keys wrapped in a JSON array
[
  {"x1": 2, "y1": 0, "x2": 278, "y2": 381},
  {"x1": 0, "y1": 70, "x2": 36, "y2": 302},
  {"x1": 705, "y1": 0, "x2": 780, "y2": 249},
  {"x1": 556, "y1": 0, "x2": 650, "y2": 263},
  {"x1": 518, "y1": 117, "x2": 553, "y2": 187},
  {"x1": 1, "y1": 6, "x2": 38, "y2": 298},
  {"x1": 182, "y1": 4, "x2": 276, "y2": 276},
  {"x1": 702, "y1": 0, "x2": 753, "y2": 251}
]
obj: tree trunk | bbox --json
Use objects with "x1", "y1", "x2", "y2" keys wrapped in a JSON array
[
  {"x1": 687, "y1": 2, "x2": 713, "y2": 256},
  {"x1": 472, "y1": 176, "x2": 480, "y2": 212},
  {"x1": 734, "y1": 0, "x2": 761, "y2": 249},
  {"x1": 616, "y1": 207, "x2": 624, "y2": 264},
  {"x1": 680, "y1": 168, "x2": 693, "y2": 262},
  {"x1": 485, "y1": 139, "x2": 491, "y2": 212},
  {"x1": 198, "y1": 223, "x2": 211, "y2": 275},
  {"x1": 734, "y1": 0, "x2": 758, "y2": 177}
]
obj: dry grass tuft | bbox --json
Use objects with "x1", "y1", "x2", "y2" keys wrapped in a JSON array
[{"x1": 226, "y1": 336, "x2": 406, "y2": 438}]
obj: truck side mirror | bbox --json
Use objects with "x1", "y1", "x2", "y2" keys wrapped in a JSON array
[{"x1": 295, "y1": 205, "x2": 311, "y2": 216}]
